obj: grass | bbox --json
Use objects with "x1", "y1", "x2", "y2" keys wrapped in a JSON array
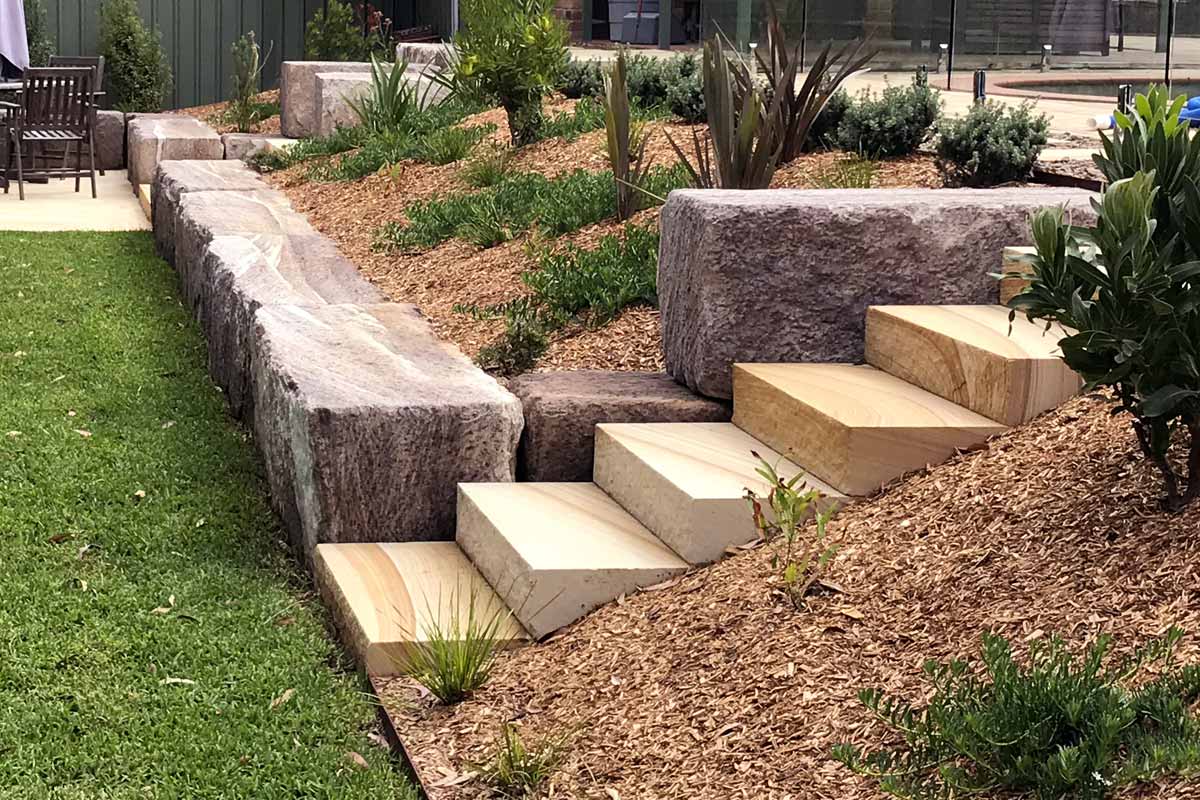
[
  {"x1": 0, "y1": 232, "x2": 417, "y2": 799},
  {"x1": 476, "y1": 723, "x2": 566, "y2": 798}
]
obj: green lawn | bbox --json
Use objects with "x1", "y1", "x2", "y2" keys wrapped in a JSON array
[{"x1": 0, "y1": 232, "x2": 416, "y2": 799}]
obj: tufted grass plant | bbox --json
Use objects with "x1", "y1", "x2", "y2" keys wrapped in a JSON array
[{"x1": 476, "y1": 723, "x2": 567, "y2": 798}]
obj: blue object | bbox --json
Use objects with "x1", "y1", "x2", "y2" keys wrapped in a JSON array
[
  {"x1": 1186, "y1": 95, "x2": 1200, "y2": 110},
  {"x1": 1179, "y1": 101, "x2": 1200, "y2": 127}
]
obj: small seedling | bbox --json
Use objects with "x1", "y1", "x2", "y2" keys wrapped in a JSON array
[{"x1": 476, "y1": 723, "x2": 566, "y2": 798}]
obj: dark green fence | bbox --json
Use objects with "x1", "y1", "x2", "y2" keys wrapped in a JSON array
[{"x1": 40, "y1": 0, "x2": 454, "y2": 109}]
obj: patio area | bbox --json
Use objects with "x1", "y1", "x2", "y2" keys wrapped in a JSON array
[{"x1": 0, "y1": 169, "x2": 149, "y2": 232}]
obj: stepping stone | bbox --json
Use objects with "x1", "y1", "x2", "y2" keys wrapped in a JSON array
[
  {"x1": 593, "y1": 422, "x2": 849, "y2": 564},
  {"x1": 251, "y1": 303, "x2": 522, "y2": 555},
  {"x1": 456, "y1": 483, "x2": 688, "y2": 639},
  {"x1": 313, "y1": 541, "x2": 528, "y2": 677},
  {"x1": 280, "y1": 60, "x2": 372, "y2": 138},
  {"x1": 127, "y1": 115, "x2": 223, "y2": 187},
  {"x1": 200, "y1": 233, "x2": 383, "y2": 420},
  {"x1": 151, "y1": 159, "x2": 265, "y2": 264},
  {"x1": 732, "y1": 363, "x2": 1008, "y2": 496},
  {"x1": 865, "y1": 305, "x2": 1080, "y2": 426}
]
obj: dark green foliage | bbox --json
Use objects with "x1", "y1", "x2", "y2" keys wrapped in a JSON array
[
  {"x1": 346, "y1": 57, "x2": 423, "y2": 135},
  {"x1": 626, "y1": 53, "x2": 698, "y2": 111},
  {"x1": 560, "y1": 54, "x2": 701, "y2": 120},
  {"x1": 305, "y1": 0, "x2": 367, "y2": 61},
  {"x1": 476, "y1": 724, "x2": 566, "y2": 798},
  {"x1": 540, "y1": 96, "x2": 607, "y2": 141},
  {"x1": 98, "y1": 0, "x2": 173, "y2": 112},
  {"x1": 458, "y1": 296, "x2": 550, "y2": 374},
  {"x1": 249, "y1": 125, "x2": 367, "y2": 172},
  {"x1": 23, "y1": 0, "x2": 54, "y2": 68},
  {"x1": 936, "y1": 101, "x2": 1049, "y2": 186},
  {"x1": 837, "y1": 71, "x2": 940, "y2": 158},
  {"x1": 834, "y1": 630, "x2": 1200, "y2": 799},
  {"x1": 446, "y1": 0, "x2": 569, "y2": 146},
  {"x1": 666, "y1": 68, "x2": 706, "y2": 123},
  {"x1": 559, "y1": 59, "x2": 605, "y2": 99},
  {"x1": 804, "y1": 88, "x2": 850, "y2": 151},
  {"x1": 414, "y1": 125, "x2": 493, "y2": 165},
  {"x1": 462, "y1": 142, "x2": 515, "y2": 188},
  {"x1": 227, "y1": 32, "x2": 269, "y2": 133}
]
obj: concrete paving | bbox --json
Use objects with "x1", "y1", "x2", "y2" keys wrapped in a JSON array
[{"x1": 0, "y1": 171, "x2": 150, "y2": 232}]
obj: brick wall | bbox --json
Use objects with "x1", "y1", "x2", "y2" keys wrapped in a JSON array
[{"x1": 555, "y1": 0, "x2": 585, "y2": 40}]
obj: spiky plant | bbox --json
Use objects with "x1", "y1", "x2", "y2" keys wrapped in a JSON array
[
  {"x1": 227, "y1": 32, "x2": 272, "y2": 133},
  {"x1": 476, "y1": 723, "x2": 567, "y2": 798},
  {"x1": 602, "y1": 50, "x2": 657, "y2": 222},
  {"x1": 346, "y1": 56, "x2": 422, "y2": 134}
]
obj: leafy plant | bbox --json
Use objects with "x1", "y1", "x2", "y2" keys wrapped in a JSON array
[
  {"x1": 837, "y1": 70, "x2": 941, "y2": 158},
  {"x1": 400, "y1": 585, "x2": 514, "y2": 705},
  {"x1": 811, "y1": 154, "x2": 876, "y2": 189},
  {"x1": 665, "y1": 68, "x2": 705, "y2": 123},
  {"x1": 602, "y1": 51, "x2": 656, "y2": 222},
  {"x1": 539, "y1": 97, "x2": 607, "y2": 142},
  {"x1": 457, "y1": 296, "x2": 551, "y2": 374},
  {"x1": 745, "y1": 456, "x2": 837, "y2": 608},
  {"x1": 98, "y1": 0, "x2": 173, "y2": 112},
  {"x1": 249, "y1": 125, "x2": 367, "y2": 172},
  {"x1": 834, "y1": 629, "x2": 1200, "y2": 799},
  {"x1": 804, "y1": 88, "x2": 851, "y2": 151},
  {"x1": 347, "y1": 56, "x2": 422, "y2": 134},
  {"x1": 23, "y1": 0, "x2": 54, "y2": 68},
  {"x1": 414, "y1": 124, "x2": 492, "y2": 165},
  {"x1": 559, "y1": 58, "x2": 605, "y2": 99},
  {"x1": 476, "y1": 723, "x2": 566, "y2": 798},
  {"x1": 444, "y1": 0, "x2": 569, "y2": 147},
  {"x1": 305, "y1": 0, "x2": 368, "y2": 61},
  {"x1": 462, "y1": 142, "x2": 515, "y2": 188},
  {"x1": 937, "y1": 100, "x2": 1049, "y2": 186},
  {"x1": 227, "y1": 32, "x2": 272, "y2": 134}
]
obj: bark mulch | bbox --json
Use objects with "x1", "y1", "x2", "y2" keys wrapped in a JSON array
[
  {"x1": 377, "y1": 394, "x2": 1200, "y2": 799},
  {"x1": 176, "y1": 89, "x2": 281, "y2": 135},
  {"x1": 266, "y1": 114, "x2": 942, "y2": 373}
]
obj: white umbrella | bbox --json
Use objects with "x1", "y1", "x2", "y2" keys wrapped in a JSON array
[{"x1": 0, "y1": 0, "x2": 31, "y2": 73}]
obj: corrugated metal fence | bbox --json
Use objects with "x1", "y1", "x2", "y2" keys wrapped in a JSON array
[{"x1": 41, "y1": 0, "x2": 453, "y2": 109}]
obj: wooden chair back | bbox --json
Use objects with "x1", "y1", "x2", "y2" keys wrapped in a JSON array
[
  {"x1": 18, "y1": 68, "x2": 95, "y2": 133},
  {"x1": 49, "y1": 56, "x2": 106, "y2": 95}
]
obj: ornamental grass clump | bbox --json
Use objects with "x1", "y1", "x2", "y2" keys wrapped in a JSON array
[
  {"x1": 1010, "y1": 86, "x2": 1200, "y2": 511},
  {"x1": 834, "y1": 629, "x2": 1200, "y2": 799},
  {"x1": 476, "y1": 723, "x2": 567, "y2": 798}
]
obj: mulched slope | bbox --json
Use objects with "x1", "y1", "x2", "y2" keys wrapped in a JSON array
[
  {"x1": 379, "y1": 394, "x2": 1200, "y2": 799},
  {"x1": 177, "y1": 89, "x2": 281, "y2": 135}
]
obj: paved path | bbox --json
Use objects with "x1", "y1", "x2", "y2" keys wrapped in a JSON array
[{"x1": 0, "y1": 170, "x2": 149, "y2": 232}]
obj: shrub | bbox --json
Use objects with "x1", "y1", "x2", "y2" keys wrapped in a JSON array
[
  {"x1": 98, "y1": 0, "x2": 173, "y2": 112},
  {"x1": 476, "y1": 724, "x2": 566, "y2": 798},
  {"x1": 837, "y1": 71, "x2": 940, "y2": 158},
  {"x1": 665, "y1": 68, "x2": 705, "y2": 123},
  {"x1": 936, "y1": 101, "x2": 1049, "y2": 186},
  {"x1": 804, "y1": 88, "x2": 850, "y2": 151},
  {"x1": 457, "y1": 296, "x2": 550, "y2": 374},
  {"x1": 540, "y1": 96, "x2": 607, "y2": 142},
  {"x1": 347, "y1": 57, "x2": 421, "y2": 134},
  {"x1": 447, "y1": 0, "x2": 569, "y2": 147},
  {"x1": 834, "y1": 629, "x2": 1200, "y2": 799},
  {"x1": 559, "y1": 59, "x2": 605, "y2": 99},
  {"x1": 414, "y1": 125, "x2": 492, "y2": 165},
  {"x1": 462, "y1": 142, "x2": 515, "y2": 188},
  {"x1": 226, "y1": 32, "x2": 270, "y2": 134},
  {"x1": 1012, "y1": 86, "x2": 1200, "y2": 510},
  {"x1": 23, "y1": 0, "x2": 54, "y2": 68},
  {"x1": 305, "y1": 0, "x2": 366, "y2": 61}
]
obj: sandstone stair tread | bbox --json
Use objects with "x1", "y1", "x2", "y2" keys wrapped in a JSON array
[
  {"x1": 593, "y1": 422, "x2": 850, "y2": 564},
  {"x1": 313, "y1": 541, "x2": 527, "y2": 677},
  {"x1": 865, "y1": 305, "x2": 1080, "y2": 426},
  {"x1": 732, "y1": 363, "x2": 1009, "y2": 496},
  {"x1": 456, "y1": 483, "x2": 688, "y2": 639}
]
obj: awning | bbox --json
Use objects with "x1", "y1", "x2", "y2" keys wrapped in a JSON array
[{"x1": 0, "y1": 0, "x2": 31, "y2": 71}]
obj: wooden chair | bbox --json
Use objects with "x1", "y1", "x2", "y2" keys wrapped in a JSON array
[
  {"x1": 47, "y1": 56, "x2": 106, "y2": 176},
  {"x1": 4, "y1": 68, "x2": 97, "y2": 201}
]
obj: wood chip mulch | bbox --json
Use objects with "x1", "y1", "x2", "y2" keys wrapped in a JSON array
[
  {"x1": 176, "y1": 89, "x2": 281, "y2": 135},
  {"x1": 266, "y1": 106, "x2": 942, "y2": 373},
  {"x1": 377, "y1": 394, "x2": 1200, "y2": 800}
]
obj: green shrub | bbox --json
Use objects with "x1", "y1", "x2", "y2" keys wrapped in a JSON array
[
  {"x1": 98, "y1": 0, "x2": 173, "y2": 112},
  {"x1": 476, "y1": 724, "x2": 566, "y2": 798},
  {"x1": 447, "y1": 0, "x2": 569, "y2": 147},
  {"x1": 227, "y1": 32, "x2": 269, "y2": 133},
  {"x1": 559, "y1": 58, "x2": 605, "y2": 99},
  {"x1": 540, "y1": 96, "x2": 607, "y2": 142},
  {"x1": 834, "y1": 629, "x2": 1200, "y2": 799},
  {"x1": 457, "y1": 296, "x2": 550, "y2": 374},
  {"x1": 305, "y1": 0, "x2": 367, "y2": 61},
  {"x1": 414, "y1": 125, "x2": 492, "y2": 165},
  {"x1": 461, "y1": 142, "x2": 515, "y2": 188},
  {"x1": 804, "y1": 88, "x2": 850, "y2": 151},
  {"x1": 347, "y1": 57, "x2": 422, "y2": 134},
  {"x1": 936, "y1": 101, "x2": 1049, "y2": 186},
  {"x1": 23, "y1": 0, "x2": 54, "y2": 68},
  {"x1": 837, "y1": 72, "x2": 940, "y2": 158},
  {"x1": 1011, "y1": 88, "x2": 1200, "y2": 510},
  {"x1": 665, "y1": 68, "x2": 705, "y2": 123}
]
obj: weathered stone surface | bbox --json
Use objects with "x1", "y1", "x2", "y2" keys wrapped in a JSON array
[
  {"x1": 396, "y1": 41, "x2": 456, "y2": 70},
  {"x1": 658, "y1": 188, "x2": 1098, "y2": 399},
  {"x1": 250, "y1": 302, "x2": 523, "y2": 554},
  {"x1": 507, "y1": 370, "x2": 730, "y2": 482},
  {"x1": 222, "y1": 133, "x2": 294, "y2": 161},
  {"x1": 314, "y1": 72, "x2": 374, "y2": 137},
  {"x1": 280, "y1": 60, "x2": 372, "y2": 138},
  {"x1": 199, "y1": 234, "x2": 384, "y2": 419},
  {"x1": 173, "y1": 189, "x2": 311, "y2": 318},
  {"x1": 127, "y1": 115, "x2": 224, "y2": 187},
  {"x1": 94, "y1": 109, "x2": 126, "y2": 170},
  {"x1": 151, "y1": 159, "x2": 265, "y2": 263}
]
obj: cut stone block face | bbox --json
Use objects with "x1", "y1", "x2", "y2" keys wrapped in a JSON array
[
  {"x1": 127, "y1": 115, "x2": 223, "y2": 187},
  {"x1": 508, "y1": 370, "x2": 730, "y2": 482},
  {"x1": 593, "y1": 422, "x2": 849, "y2": 564},
  {"x1": 456, "y1": 482, "x2": 687, "y2": 639},
  {"x1": 314, "y1": 72, "x2": 374, "y2": 137},
  {"x1": 222, "y1": 133, "x2": 295, "y2": 161},
  {"x1": 199, "y1": 233, "x2": 384, "y2": 419},
  {"x1": 732, "y1": 363, "x2": 1008, "y2": 496},
  {"x1": 251, "y1": 303, "x2": 523, "y2": 554},
  {"x1": 313, "y1": 541, "x2": 528, "y2": 676},
  {"x1": 280, "y1": 60, "x2": 372, "y2": 137},
  {"x1": 658, "y1": 188, "x2": 1098, "y2": 399},
  {"x1": 396, "y1": 41, "x2": 456, "y2": 70},
  {"x1": 94, "y1": 109, "x2": 126, "y2": 170},
  {"x1": 865, "y1": 305, "x2": 1080, "y2": 426},
  {"x1": 173, "y1": 189, "x2": 311, "y2": 316},
  {"x1": 151, "y1": 159, "x2": 265, "y2": 263}
]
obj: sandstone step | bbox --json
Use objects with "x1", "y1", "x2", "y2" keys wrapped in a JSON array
[
  {"x1": 593, "y1": 422, "x2": 850, "y2": 564},
  {"x1": 313, "y1": 541, "x2": 527, "y2": 676},
  {"x1": 456, "y1": 483, "x2": 688, "y2": 639},
  {"x1": 136, "y1": 184, "x2": 151, "y2": 221},
  {"x1": 865, "y1": 305, "x2": 1080, "y2": 426},
  {"x1": 732, "y1": 363, "x2": 1008, "y2": 496}
]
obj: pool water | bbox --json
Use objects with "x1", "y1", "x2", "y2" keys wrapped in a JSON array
[{"x1": 1005, "y1": 79, "x2": 1200, "y2": 99}]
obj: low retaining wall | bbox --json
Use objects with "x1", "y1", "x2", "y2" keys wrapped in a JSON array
[
  {"x1": 152, "y1": 159, "x2": 523, "y2": 555},
  {"x1": 658, "y1": 187, "x2": 1098, "y2": 399}
]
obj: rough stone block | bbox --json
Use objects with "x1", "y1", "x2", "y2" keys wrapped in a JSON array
[
  {"x1": 127, "y1": 115, "x2": 224, "y2": 187},
  {"x1": 151, "y1": 159, "x2": 265, "y2": 263},
  {"x1": 250, "y1": 303, "x2": 524, "y2": 554},
  {"x1": 221, "y1": 133, "x2": 294, "y2": 161},
  {"x1": 280, "y1": 60, "x2": 372, "y2": 138},
  {"x1": 314, "y1": 72, "x2": 374, "y2": 137},
  {"x1": 395, "y1": 41, "x2": 456, "y2": 70},
  {"x1": 658, "y1": 188, "x2": 1098, "y2": 399},
  {"x1": 507, "y1": 370, "x2": 730, "y2": 482},
  {"x1": 94, "y1": 109, "x2": 126, "y2": 171},
  {"x1": 199, "y1": 234, "x2": 384, "y2": 419}
]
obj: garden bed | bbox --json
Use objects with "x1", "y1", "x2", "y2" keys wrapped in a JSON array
[
  {"x1": 376, "y1": 393, "x2": 1200, "y2": 799},
  {"x1": 178, "y1": 89, "x2": 282, "y2": 135}
]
